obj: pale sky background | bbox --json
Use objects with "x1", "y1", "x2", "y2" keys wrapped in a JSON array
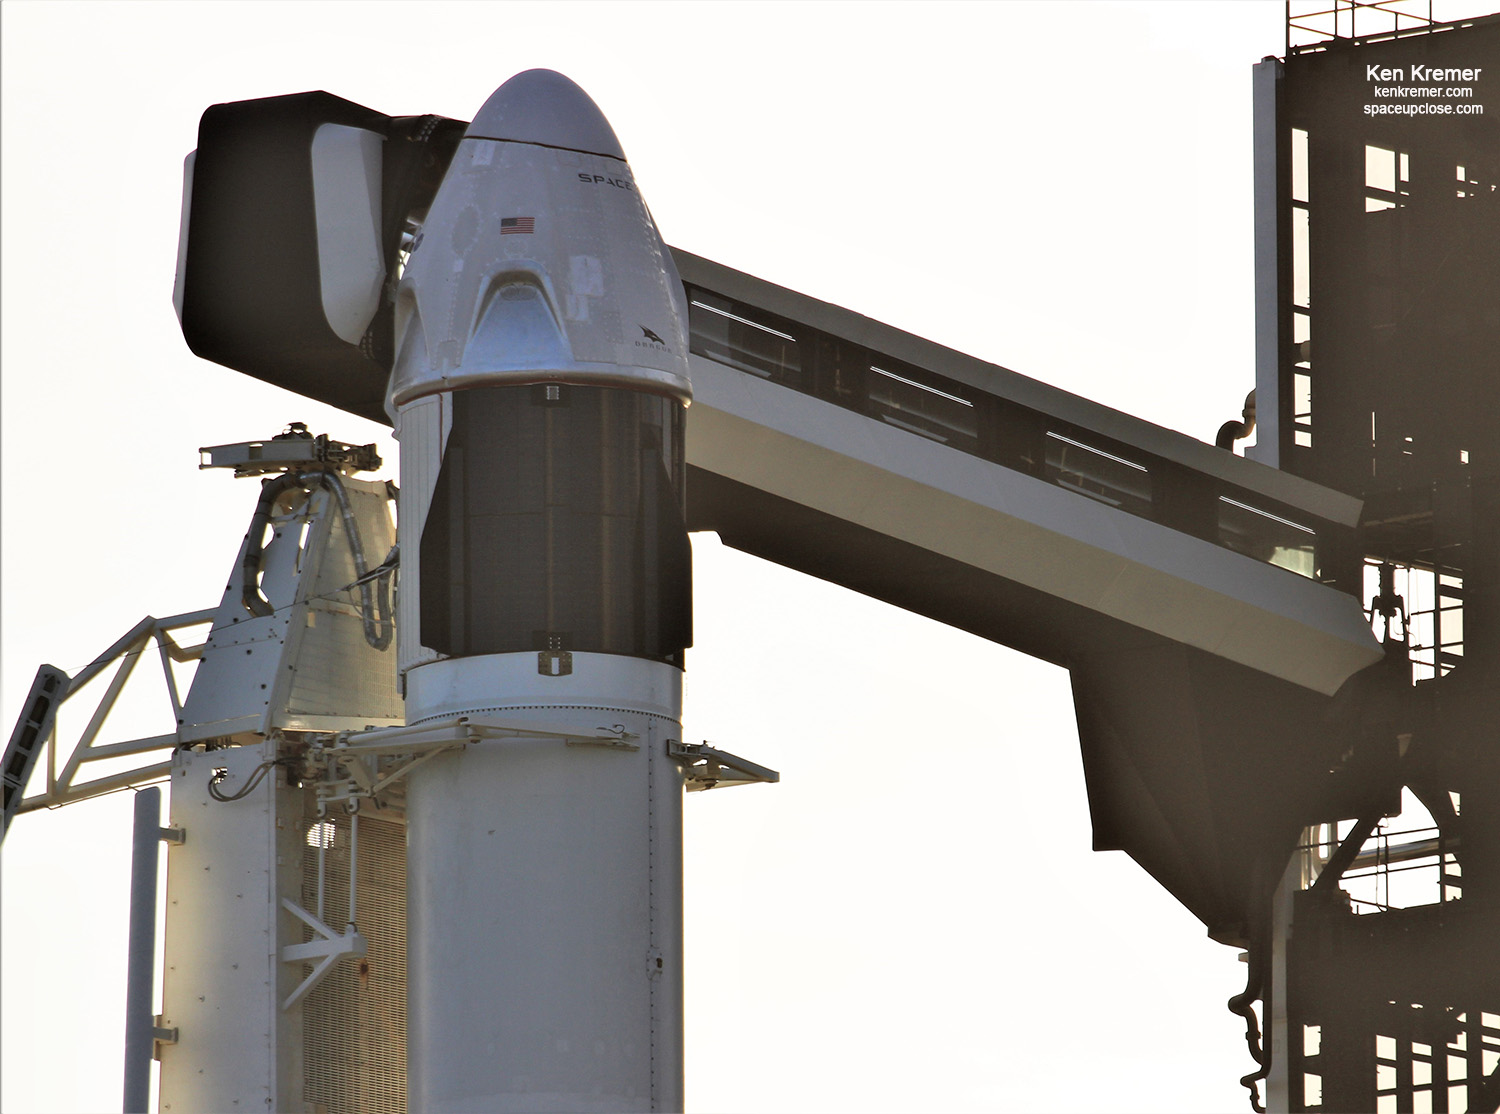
[{"x1": 0, "y1": 2, "x2": 1438, "y2": 1111}]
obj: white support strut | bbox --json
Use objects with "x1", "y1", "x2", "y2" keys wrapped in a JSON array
[{"x1": 278, "y1": 897, "x2": 368, "y2": 1012}]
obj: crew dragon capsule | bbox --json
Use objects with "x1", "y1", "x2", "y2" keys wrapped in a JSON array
[{"x1": 388, "y1": 71, "x2": 692, "y2": 1112}]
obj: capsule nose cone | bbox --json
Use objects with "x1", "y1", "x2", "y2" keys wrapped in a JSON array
[{"x1": 466, "y1": 69, "x2": 626, "y2": 161}]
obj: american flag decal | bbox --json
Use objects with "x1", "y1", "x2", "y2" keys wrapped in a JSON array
[{"x1": 500, "y1": 216, "x2": 535, "y2": 234}]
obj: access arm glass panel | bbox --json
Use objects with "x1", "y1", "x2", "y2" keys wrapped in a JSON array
[
  {"x1": 1044, "y1": 432, "x2": 1153, "y2": 518},
  {"x1": 866, "y1": 363, "x2": 979, "y2": 452},
  {"x1": 687, "y1": 293, "x2": 802, "y2": 387},
  {"x1": 1218, "y1": 497, "x2": 1317, "y2": 578}
]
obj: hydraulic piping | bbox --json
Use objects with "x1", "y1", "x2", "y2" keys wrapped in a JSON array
[
  {"x1": 1227, "y1": 941, "x2": 1269, "y2": 1113},
  {"x1": 240, "y1": 473, "x2": 311, "y2": 618},
  {"x1": 1224, "y1": 911, "x2": 1272, "y2": 1109},
  {"x1": 1217, "y1": 390, "x2": 1258, "y2": 451},
  {"x1": 311, "y1": 469, "x2": 395, "y2": 652},
  {"x1": 1227, "y1": 858, "x2": 1273, "y2": 1112}
]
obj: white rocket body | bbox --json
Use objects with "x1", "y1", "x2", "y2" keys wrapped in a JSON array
[{"x1": 389, "y1": 71, "x2": 692, "y2": 1113}]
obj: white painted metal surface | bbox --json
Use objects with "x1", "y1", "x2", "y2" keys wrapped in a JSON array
[
  {"x1": 179, "y1": 476, "x2": 401, "y2": 741},
  {"x1": 385, "y1": 69, "x2": 691, "y2": 414},
  {"x1": 158, "y1": 743, "x2": 305, "y2": 1113},
  {"x1": 404, "y1": 653, "x2": 684, "y2": 1113},
  {"x1": 392, "y1": 392, "x2": 448, "y2": 679},
  {"x1": 170, "y1": 151, "x2": 195, "y2": 326},
  {"x1": 311, "y1": 123, "x2": 388, "y2": 344}
]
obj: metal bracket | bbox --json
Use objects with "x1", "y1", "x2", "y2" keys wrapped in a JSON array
[
  {"x1": 668, "y1": 740, "x2": 780, "y2": 791},
  {"x1": 564, "y1": 731, "x2": 640, "y2": 752},
  {"x1": 151, "y1": 1015, "x2": 178, "y2": 1061},
  {"x1": 158, "y1": 826, "x2": 186, "y2": 845},
  {"x1": 199, "y1": 425, "x2": 382, "y2": 477},
  {"x1": 321, "y1": 715, "x2": 639, "y2": 757},
  {"x1": 304, "y1": 715, "x2": 642, "y2": 810},
  {"x1": 278, "y1": 898, "x2": 367, "y2": 1011}
]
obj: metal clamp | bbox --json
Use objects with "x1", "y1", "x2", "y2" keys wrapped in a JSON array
[
  {"x1": 151, "y1": 1015, "x2": 179, "y2": 1062},
  {"x1": 668, "y1": 740, "x2": 780, "y2": 791}
]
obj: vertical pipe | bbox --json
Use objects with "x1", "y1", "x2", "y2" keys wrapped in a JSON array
[
  {"x1": 1265, "y1": 853, "x2": 1301, "y2": 1114},
  {"x1": 316, "y1": 824, "x2": 326, "y2": 922},
  {"x1": 347, "y1": 810, "x2": 359, "y2": 930},
  {"x1": 1250, "y1": 57, "x2": 1285, "y2": 469},
  {"x1": 122, "y1": 786, "x2": 161, "y2": 1114}
]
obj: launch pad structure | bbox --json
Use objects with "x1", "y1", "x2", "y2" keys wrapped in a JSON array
[{"x1": 3, "y1": 6, "x2": 1499, "y2": 1113}]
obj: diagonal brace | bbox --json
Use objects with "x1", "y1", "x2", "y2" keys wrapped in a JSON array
[{"x1": 279, "y1": 897, "x2": 366, "y2": 1010}]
